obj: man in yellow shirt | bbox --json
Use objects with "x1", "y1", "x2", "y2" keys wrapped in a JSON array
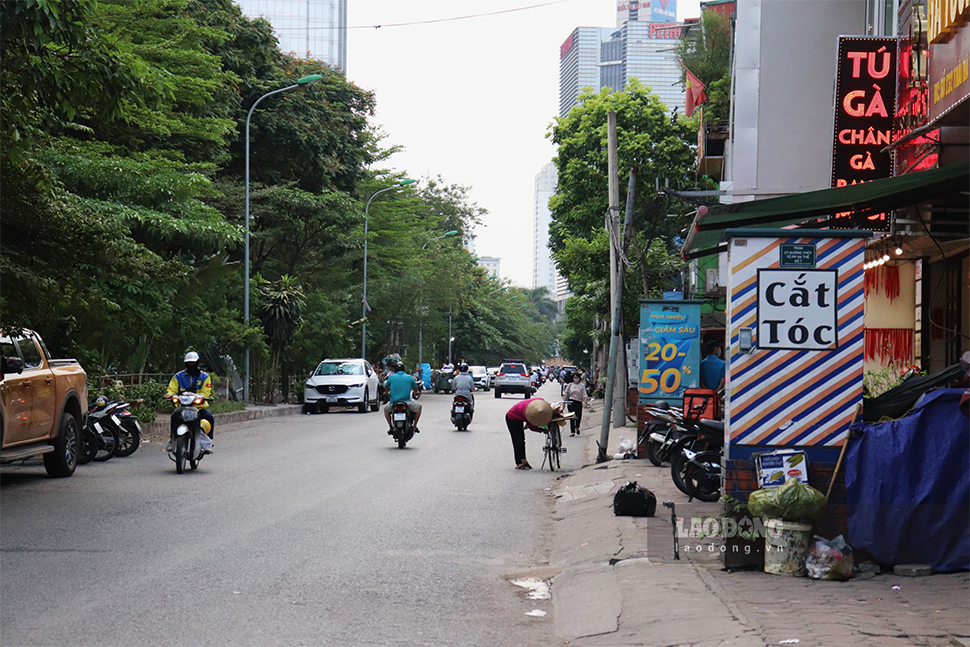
[{"x1": 166, "y1": 351, "x2": 214, "y2": 452}]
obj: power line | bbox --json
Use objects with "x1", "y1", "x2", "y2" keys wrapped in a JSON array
[{"x1": 270, "y1": 0, "x2": 572, "y2": 31}]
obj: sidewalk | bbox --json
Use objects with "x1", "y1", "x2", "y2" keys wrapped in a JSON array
[{"x1": 545, "y1": 405, "x2": 970, "y2": 647}]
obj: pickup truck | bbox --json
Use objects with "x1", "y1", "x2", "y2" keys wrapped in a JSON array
[{"x1": 1, "y1": 329, "x2": 86, "y2": 477}]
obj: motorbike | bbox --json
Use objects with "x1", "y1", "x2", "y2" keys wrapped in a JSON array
[
  {"x1": 450, "y1": 394, "x2": 472, "y2": 431},
  {"x1": 101, "y1": 399, "x2": 141, "y2": 457},
  {"x1": 388, "y1": 401, "x2": 415, "y2": 448},
  {"x1": 168, "y1": 391, "x2": 212, "y2": 473},
  {"x1": 668, "y1": 418, "x2": 724, "y2": 503},
  {"x1": 83, "y1": 397, "x2": 121, "y2": 463}
]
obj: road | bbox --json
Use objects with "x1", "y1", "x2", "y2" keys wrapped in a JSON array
[{"x1": 1, "y1": 382, "x2": 585, "y2": 647}]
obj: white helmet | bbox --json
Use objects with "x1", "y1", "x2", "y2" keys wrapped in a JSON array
[{"x1": 184, "y1": 351, "x2": 200, "y2": 363}]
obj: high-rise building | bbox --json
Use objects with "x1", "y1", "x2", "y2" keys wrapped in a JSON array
[
  {"x1": 532, "y1": 163, "x2": 560, "y2": 292},
  {"x1": 559, "y1": 0, "x2": 685, "y2": 118},
  {"x1": 237, "y1": 0, "x2": 347, "y2": 70}
]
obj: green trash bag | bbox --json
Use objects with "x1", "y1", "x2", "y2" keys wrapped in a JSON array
[{"x1": 748, "y1": 478, "x2": 826, "y2": 522}]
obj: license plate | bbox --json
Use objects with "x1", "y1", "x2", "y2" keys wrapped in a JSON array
[
  {"x1": 393, "y1": 413, "x2": 406, "y2": 421},
  {"x1": 181, "y1": 408, "x2": 198, "y2": 421},
  {"x1": 111, "y1": 415, "x2": 122, "y2": 425},
  {"x1": 454, "y1": 406, "x2": 464, "y2": 412},
  {"x1": 326, "y1": 396, "x2": 338, "y2": 403}
]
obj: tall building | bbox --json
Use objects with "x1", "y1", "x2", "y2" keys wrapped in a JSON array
[
  {"x1": 237, "y1": 0, "x2": 347, "y2": 70},
  {"x1": 532, "y1": 163, "x2": 560, "y2": 292},
  {"x1": 559, "y1": 0, "x2": 685, "y2": 118}
]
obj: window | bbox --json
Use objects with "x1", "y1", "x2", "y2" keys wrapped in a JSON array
[
  {"x1": 15, "y1": 335, "x2": 42, "y2": 369},
  {"x1": 314, "y1": 361, "x2": 363, "y2": 376}
]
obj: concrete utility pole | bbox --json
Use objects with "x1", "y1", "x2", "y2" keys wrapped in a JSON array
[
  {"x1": 598, "y1": 112, "x2": 621, "y2": 462},
  {"x1": 613, "y1": 169, "x2": 637, "y2": 427}
]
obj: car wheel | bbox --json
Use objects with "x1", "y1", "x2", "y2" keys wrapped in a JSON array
[
  {"x1": 369, "y1": 395, "x2": 380, "y2": 412},
  {"x1": 319, "y1": 405, "x2": 330, "y2": 414},
  {"x1": 44, "y1": 412, "x2": 79, "y2": 477},
  {"x1": 302, "y1": 403, "x2": 318, "y2": 415},
  {"x1": 358, "y1": 389, "x2": 369, "y2": 413},
  {"x1": 494, "y1": 389, "x2": 501, "y2": 399}
]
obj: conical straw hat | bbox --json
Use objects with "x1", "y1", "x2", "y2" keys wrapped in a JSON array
[{"x1": 525, "y1": 399, "x2": 554, "y2": 427}]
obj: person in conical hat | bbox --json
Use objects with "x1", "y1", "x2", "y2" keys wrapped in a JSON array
[{"x1": 505, "y1": 397, "x2": 569, "y2": 470}]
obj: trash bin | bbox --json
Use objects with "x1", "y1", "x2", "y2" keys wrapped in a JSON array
[{"x1": 764, "y1": 518, "x2": 812, "y2": 576}]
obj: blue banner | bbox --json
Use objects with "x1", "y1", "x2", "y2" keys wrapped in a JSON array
[{"x1": 639, "y1": 300, "x2": 702, "y2": 405}]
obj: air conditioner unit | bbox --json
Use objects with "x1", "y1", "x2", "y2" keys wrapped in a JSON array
[{"x1": 705, "y1": 268, "x2": 720, "y2": 293}]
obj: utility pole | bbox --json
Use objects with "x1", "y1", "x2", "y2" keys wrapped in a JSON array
[
  {"x1": 598, "y1": 113, "x2": 621, "y2": 462},
  {"x1": 613, "y1": 169, "x2": 637, "y2": 427}
]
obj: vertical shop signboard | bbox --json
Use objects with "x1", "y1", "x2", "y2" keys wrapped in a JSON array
[
  {"x1": 724, "y1": 231, "x2": 869, "y2": 454},
  {"x1": 830, "y1": 36, "x2": 897, "y2": 230},
  {"x1": 638, "y1": 300, "x2": 702, "y2": 405}
]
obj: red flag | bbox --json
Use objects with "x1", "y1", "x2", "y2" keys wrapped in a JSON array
[{"x1": 679, "y1": 61, "x2": 707, "y2": 117}]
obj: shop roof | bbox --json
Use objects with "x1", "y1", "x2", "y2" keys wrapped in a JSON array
[{"x1": 681, "y1": 161, "x2": 970, "y2": 258}]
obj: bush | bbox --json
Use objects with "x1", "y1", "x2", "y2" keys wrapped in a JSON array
[{"x1": 97, "y1": 380, "x2": 169, "y2": 423}]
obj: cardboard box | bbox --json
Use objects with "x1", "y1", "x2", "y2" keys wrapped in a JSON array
[{"x1": 755, "y1": 450, "x2": 810, "y2": 488}]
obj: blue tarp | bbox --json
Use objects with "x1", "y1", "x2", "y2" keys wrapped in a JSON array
[
  {"x1": 421, "y1": 363, "x2": 431, "y2": 390},
  {"x1": 846, "y1": 389, "x2": 969, "y2": 571}
]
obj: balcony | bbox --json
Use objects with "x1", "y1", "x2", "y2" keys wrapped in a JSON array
[{"x1": 697, "y1": 119, "x2": 729, "y2": 179}]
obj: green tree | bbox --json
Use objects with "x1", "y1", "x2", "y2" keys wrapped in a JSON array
[{"x1": 673, "y1": 9, "x2": 732, "y2": 120}]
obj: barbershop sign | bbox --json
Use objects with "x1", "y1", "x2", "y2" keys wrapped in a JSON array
[{"x1": 757, "y1": 270, "x2": 839, "y2": 351}]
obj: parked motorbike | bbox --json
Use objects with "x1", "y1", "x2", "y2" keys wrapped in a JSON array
[
  {"x1": 102, "y1": 399, "x2": 141, "y2": 457},
  {"x1": 450, "y1": 394, "x2": 472, "y2": 431},
  {"x1": 668, "y1": 418, "x2": 724, "y2": 503},
  {"x1": 85, "y1": 397, "x2": 121, "y2": 463},
  {"x1": 640, "y1": 402, "x2": 688, "y2": 467},
  {"x1": 168, "y1": 391, "x2": 212, "y2": 473},
  {"x1": 388, "y1": 401, "x2": 415, "y2": 448}
]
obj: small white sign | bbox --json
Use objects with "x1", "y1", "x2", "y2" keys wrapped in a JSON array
[{"x1": 757, "y1": 270, "x2": 838, "y2": 351}]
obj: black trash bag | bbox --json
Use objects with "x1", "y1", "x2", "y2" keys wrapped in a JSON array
[{"x1": 613, "y1": 481, "x2": 656, "y2": 517}]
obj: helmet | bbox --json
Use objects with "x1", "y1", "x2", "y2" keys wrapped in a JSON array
[
  {"x1": 184, "y1": 351, "x2": 200, "y2": 363},
  {"x1": 460, "y1": 363, "x2": 469, "y2": 373}
]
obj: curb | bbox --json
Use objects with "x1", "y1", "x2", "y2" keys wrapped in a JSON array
[{"x1": 140, "y1": 404, "x2": 303, "y2": 440}]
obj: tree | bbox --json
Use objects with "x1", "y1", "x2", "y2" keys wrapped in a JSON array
[
  {"x1": 673, "y1": 9, "x2": 732, "y2": 121},
  {"x1": 259, "y1": 275, "x2": 306, "y2": 402}
]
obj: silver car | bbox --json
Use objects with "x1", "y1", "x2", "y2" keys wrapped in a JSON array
[
  {"x1": 304, "y1": 358, "x2": 380, "y2": 414},
  {"x1": 469, "y1": 365, "x2": 489, "y2": 391},
  {"x1": 493, "y1": 362, "x2": 534, "y2": 398}
]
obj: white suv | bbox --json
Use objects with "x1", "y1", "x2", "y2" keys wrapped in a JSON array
[
  {"x1": 304, "y1": 358, "x2": 380, "y2": 414},
  {"x1": 493, "y1": 362, "x2": 533, "y2": 398}
]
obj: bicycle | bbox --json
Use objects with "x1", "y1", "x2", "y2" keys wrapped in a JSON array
[{"x1": 541, "y1": 422, "x2": 565, "y2": 471}]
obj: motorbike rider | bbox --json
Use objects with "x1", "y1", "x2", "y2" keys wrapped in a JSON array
[
  {"x1": 452, "y1": 363, "x2": 476, "y2": 414},
  {"x1": 165, "y1": 351, "x2": 214, "y2": 453},
  {"x1": 383, "y1": 359, "x2": 422, "y2": 433}
]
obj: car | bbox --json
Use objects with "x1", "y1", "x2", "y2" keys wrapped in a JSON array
[
  {"x1": 486, "y1": 367, "x2": 499, "y2": 388},
  {"x1": 469, "y1": 365, "x2": 489, "y2": 391},
  {"x1": 304, "y1": 358, "x2": 380, "y2": 414},
  {"x1": 493, "y1": 361, "x2": 533, "y2": 398}
]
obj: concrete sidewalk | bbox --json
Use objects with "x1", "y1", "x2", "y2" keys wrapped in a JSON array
[{"x1": 545, "y1": 406, "x2": 970, "y2": 647}]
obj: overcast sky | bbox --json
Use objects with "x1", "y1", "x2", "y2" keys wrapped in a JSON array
[{"x1": 346, "y1": 0, "x2": 702, "y2": 287}]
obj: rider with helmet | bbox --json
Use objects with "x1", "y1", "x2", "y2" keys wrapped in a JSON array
[
  {"x1": 166, "y1": 351, "x2": 214, "y2": 453},
  {"x1": 452, "y1": 363, "x2": 476, "y2": 413},
  {"x1": 383, "y1": 358, "x2": 422, "y2": 433}
]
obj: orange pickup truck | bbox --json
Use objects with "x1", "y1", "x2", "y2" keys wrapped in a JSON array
[{"x1": 1, "y1": 330, "x2": 86, "y2": 477}]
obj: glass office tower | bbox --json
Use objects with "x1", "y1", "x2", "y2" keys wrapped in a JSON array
[{"x1": 237, "y1": 0, "x2": 347, "y2": 70}]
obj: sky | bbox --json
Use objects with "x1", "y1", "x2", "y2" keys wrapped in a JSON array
[{"x1": 346, "y1": 0, "x2": 702, "y2": 287}]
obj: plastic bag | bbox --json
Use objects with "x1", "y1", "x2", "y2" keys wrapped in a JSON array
[
  {"x1": 806, "y1": 535, "x2": 854, "y2": 580},
  {"x1": 612, "y1": 481, "x2": 656, "y2": 517},
  {"x1": 748, "y1": 478, "x2": 826, "y2": 522},
  {"x1": 617, "y1": 437, "x2": 634, "y2": 452}
]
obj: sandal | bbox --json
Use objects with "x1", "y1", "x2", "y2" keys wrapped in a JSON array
[{"x1": 516, "y1": 462, "x2": 532, "y2": 470}]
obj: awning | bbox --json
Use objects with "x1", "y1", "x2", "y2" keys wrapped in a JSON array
[{"x1": 681, "y1": 161, "x2": 970, "y2": 258}]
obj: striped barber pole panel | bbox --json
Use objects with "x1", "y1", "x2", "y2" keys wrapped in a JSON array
[{"x1": 725, "y1": 235, "x2": 866, "y2": 447}]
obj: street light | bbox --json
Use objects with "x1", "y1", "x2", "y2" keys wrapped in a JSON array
[
  {"x1": 362, "y1": 179, "x2": 416, "y2": 360},
  {"x1": 418, "y1": 230, "x2": 459, "y2": 371},
  {"x1": 449, "y1": 336, "x2": 456, "y2": 366},
  {"x1": 244, "y1": 73, "x2": 323, "y2": 404}
]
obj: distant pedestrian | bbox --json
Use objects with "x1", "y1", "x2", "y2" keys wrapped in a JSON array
[{"x1": 562, "y1": 373, "x2": 588, "y2": 436}]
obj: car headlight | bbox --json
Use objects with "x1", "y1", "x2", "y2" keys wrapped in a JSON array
[{"x1": 350, "y1": 382, "x2": 364, "y2": 388}]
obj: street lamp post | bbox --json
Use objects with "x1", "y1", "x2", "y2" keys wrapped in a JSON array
[
  {"x1": 244, "y1": 73, "x2": 322, "y2": 404},
  {"x1": 362, "y1": 179, "x2": 416, "y2": 360},
  {"x1": 418, "y1": 230, "x2": 458, "y2": 371}
]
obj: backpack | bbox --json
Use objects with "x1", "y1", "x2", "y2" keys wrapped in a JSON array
[{"x1": 612, "y1": 481, "x2": 656, "y2": 517}]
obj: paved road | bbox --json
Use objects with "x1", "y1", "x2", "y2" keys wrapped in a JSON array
[{"x1": 1, "y1": 382, "x2": 584, "y2": 646}]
